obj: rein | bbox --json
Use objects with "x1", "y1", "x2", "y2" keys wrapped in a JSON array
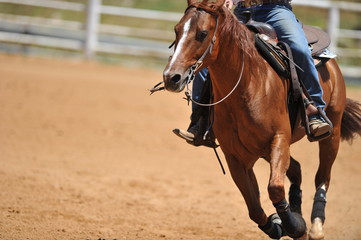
[
  {"x1": 184, "y1": 14, "x2": 219, "y2": 84},
  {"x1": 149, "y1": 11, "x2": 218, "y2": 95},
  {"x1": 185, "y1": 50, "x2": 244, "y2": 106},
  {"x1": 180, "y1": 6, "x2": 245, "y2": 107},
  {"x1": 178, "y1": 9, "x2": 245, "y2": 106},
  {"x1": 151, "y1": 5, "x2": 245, "y2": 107}
]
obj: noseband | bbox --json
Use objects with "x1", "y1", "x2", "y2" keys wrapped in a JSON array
[
  {"x1": 183, "y1": 6, "x2": 244, "y2": 107},
  {"x1": 185, "y1": 9, "x2": 219, "y2": 84},
  {"x1": 151, "y1": 6, "x2": 244, "y2": 105}
]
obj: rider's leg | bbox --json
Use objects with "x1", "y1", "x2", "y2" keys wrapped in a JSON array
[
  {"x1": 173, "y1": 68, "x2": 216, "y2": 147},
  {"x1": 234, "y1": 3, "x2": 331, "y2": 138},
  {"x1": 191, "y1": 68, "x2": 209, "y2": 111},
  {"x1": 188, "y1": 67, "x2": 209, "y2": 132}
]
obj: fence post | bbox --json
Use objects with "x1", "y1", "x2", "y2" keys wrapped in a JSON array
[
  {"x1": 327, "y1": 6, "x2": 340, "y2": 54},
  {"x1": 84, "y1": 0, "x2": 101, "y2": 59}
]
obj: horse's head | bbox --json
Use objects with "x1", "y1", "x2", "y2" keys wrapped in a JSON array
[{"x1": 163, "y1": 0, "x2": 225, "y2": 92}]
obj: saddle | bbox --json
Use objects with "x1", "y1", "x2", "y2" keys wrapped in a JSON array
[
  {"x1": 246, "y1": 21, "x2": 334, "y2": 141},
  {"x1": 248, "y1": 22, "x2": 331, "y2": 57}
]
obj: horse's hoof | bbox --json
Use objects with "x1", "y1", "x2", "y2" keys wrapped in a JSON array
[
  {"x1": 258, "y1": 213, "x2": 285, "y2": 239},
  {"x1": 309, "y1": 217, "x2": 325, "y2": 240},
  {"x1": 284, "y1": 212, "x2": 307, "y2": 239}
]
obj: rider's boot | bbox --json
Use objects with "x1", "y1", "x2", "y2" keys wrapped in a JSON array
[
  {"x1": 173, "y1": 71, "x2": 217, "y2": 148},
  {"x1": 309, "y1": 115, "x2": 331, "y2": 137},
  {"x1": 173, "y1": 105, "x2": 217, "y2": 148},
  {"x1": 304, "y1": 98, "x2": 332, "y2": 139}
]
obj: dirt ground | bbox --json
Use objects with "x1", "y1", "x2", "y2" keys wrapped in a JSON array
[{"x1": 0, "y1": 54, "x2": 360, "y2": 240}]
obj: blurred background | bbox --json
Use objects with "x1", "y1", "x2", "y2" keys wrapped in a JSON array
[
  {"x1": 0, "y1": 2, "x2": 360, "y2": 239},
  {"x1": 0, "y1": 0, "x2": 360, "y2": 83}
]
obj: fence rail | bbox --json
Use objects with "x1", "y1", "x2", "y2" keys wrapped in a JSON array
[
  {"x1": 0, "y1": 0, "x2": 84, "y2": 11},
  {"x1": 0, "y1": 0, "x2": 360, "y2": 78}
]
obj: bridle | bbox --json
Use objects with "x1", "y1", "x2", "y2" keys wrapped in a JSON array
[
  {"x1": 184, "y1": 51, "x2": 244, "y2": 107},
  {"x1": 150, "y1": 6, "x2": 245, "y2": 108},
  {"x1": 182, "y1": 7, "x2": 245, "y2": 107},
  {"x1": 185, "y1": 8, "x2": 219, "y2": 84}
]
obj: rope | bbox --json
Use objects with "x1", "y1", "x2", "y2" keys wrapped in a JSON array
[{"x1": 185, "y1": 50, "x2": 245, "y2": 107}]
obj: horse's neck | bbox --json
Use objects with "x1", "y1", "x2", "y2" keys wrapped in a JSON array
[{"x1": 210, "y1": 23, "x2": 267, "y2": 97}]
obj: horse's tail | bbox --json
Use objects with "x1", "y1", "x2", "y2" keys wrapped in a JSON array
[{"x1": 341, "y1": 98, "x2": 361, "y2": 143}]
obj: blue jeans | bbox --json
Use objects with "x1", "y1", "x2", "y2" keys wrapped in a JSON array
[
  {"x1": 234, "y1": 3, "x2": 326, "y2": 109},
  {"x1": 192, "y1": 67, "x2": 209, "y2": 111}
]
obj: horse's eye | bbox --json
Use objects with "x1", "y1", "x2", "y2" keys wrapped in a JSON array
[{"x1": 195, "y1": 30, "x2": 208, "y2": 42}]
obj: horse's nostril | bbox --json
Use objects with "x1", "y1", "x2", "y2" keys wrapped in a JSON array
[{"x1": 170, "y1": 74, "x2": 181, "y2": 84}]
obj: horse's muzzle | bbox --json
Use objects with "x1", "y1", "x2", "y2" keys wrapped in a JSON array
[{"x1": 163, "y1": 72, "x2": 187, "y2": 93}]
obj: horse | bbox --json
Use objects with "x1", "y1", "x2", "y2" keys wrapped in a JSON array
[{"x1": 162, "y1": 0, "x2": 361, "y2": 239}]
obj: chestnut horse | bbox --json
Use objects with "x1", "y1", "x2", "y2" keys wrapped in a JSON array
[{"x1": 162, "y1": 0, "x2": 361, "y2": 239}]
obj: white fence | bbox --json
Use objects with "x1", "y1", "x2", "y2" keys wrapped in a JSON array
[{"x1": 0, "y1": 0, "x2": 360, "y2": 78}]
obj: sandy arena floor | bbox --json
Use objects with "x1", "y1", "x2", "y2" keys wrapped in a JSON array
[{"x1": 0, "y1": 54, "x2": 360, "y2": 240}]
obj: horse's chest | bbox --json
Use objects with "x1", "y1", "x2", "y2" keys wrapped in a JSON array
[{"x1": 213, "y1": 109, "x2": 270, "y2": 156}]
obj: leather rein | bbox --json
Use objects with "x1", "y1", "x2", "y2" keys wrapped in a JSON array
[{"x1": 150, "y1": 7, "x2": 245, "y2": 107}]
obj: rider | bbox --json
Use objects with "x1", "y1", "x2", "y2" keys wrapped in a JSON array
[{"x1": 173, "y1": 0, "x2": 332, "y2": 147}]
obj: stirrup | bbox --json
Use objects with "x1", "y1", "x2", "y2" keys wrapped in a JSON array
[
  {"x1": 303, "y1": 98, "x2": 314, "y2": 107},
  {"x1": 305, "y1": 107, "x2": 333, "y2": 142},
  {"x1": 309, "y1": 118, "x2": 331, "y2": 137}
]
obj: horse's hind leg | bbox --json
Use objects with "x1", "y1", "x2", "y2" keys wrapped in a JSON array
[
  {"x1": 287, "y1": 156, "x2": 303, "y2": 215},
  {"x1": 309, "y1": 126, "x2": 341, "y2": 240}
]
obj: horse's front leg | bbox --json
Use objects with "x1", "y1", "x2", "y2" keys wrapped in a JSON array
[
  {"x1": 268, "y1": 133, "x2": 307, "y2": 239},
  {"x1": 309, "y1": 123, "x2": 341, "y2": 240},
  {"x1": 225, "y1": 153, "x2": 285, "y2": 239}
]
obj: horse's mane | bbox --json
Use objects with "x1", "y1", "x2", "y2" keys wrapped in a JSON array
[
  {"x1": 220, "y1": 9, "x2": 258, "y2": 61},
  {"x1": 191, "y1": 1, "x2": 261, "y2": 68}
]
